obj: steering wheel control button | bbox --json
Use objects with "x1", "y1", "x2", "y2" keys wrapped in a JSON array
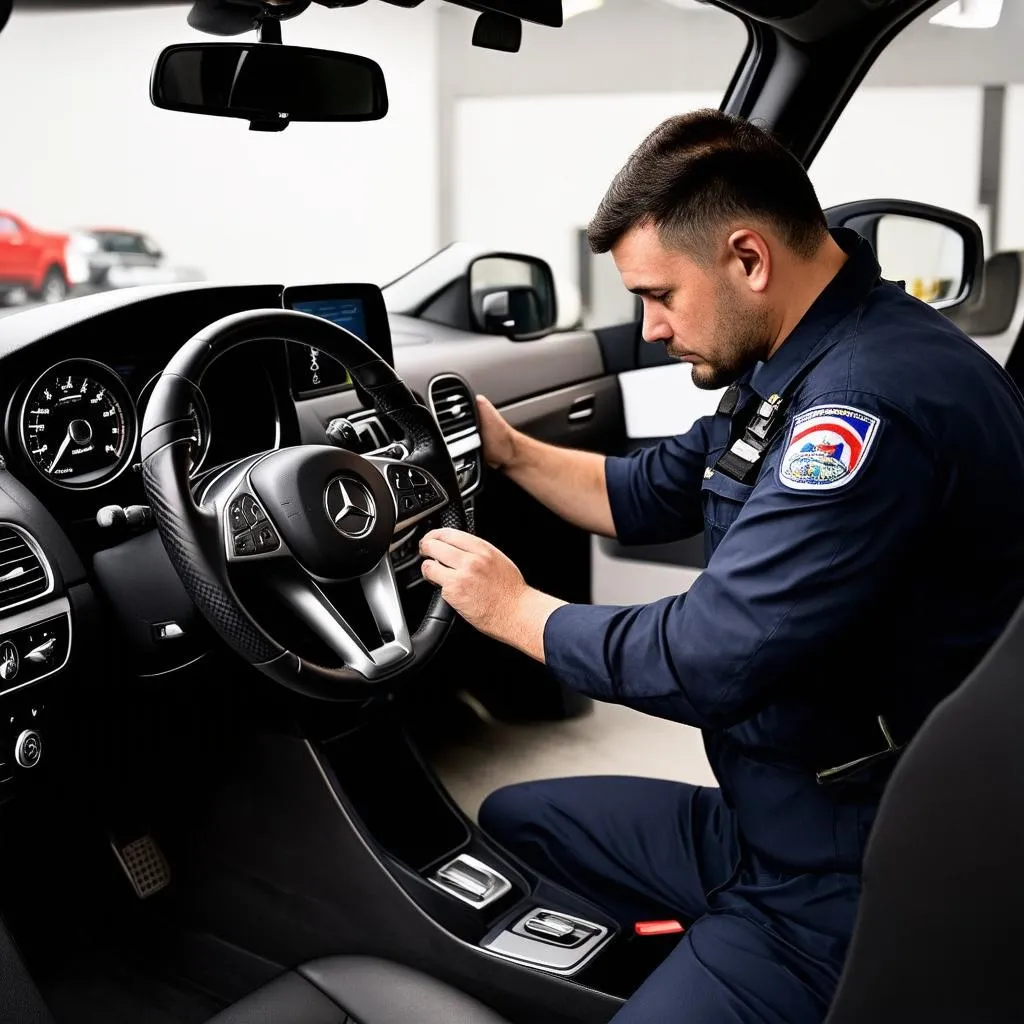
[
  {"x1": 0, "y1": 641, "x2": 18, "y2": 682},
  {"x1": 388, "y1": 465, "x2": 415, "y2": 493},
  {"x1": 240, "y1": 494, "x2": 267, "y2": 528},
  {"x1": 253, "y1": 523, "x2": 280, "y2": 553},
  {"x1": 233, "y1": 531, "x2": 257, "y2": 557},
  {"x1": 228, "y1": 498, "x2": 248, "y2": 533},
  {"x1": 15, "y1": 729, "x2": 42, "y2": 769}
]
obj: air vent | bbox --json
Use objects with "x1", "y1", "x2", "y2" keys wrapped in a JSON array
[
  {"x1": 429, "y1": 375, "x2": 477, "y2": 439},
  {"x1": 0, "y1": 526, "x2": 51, "y2": 611},
  {"x1": 350, "y1": 415, "x2": 390, "y2": 453}
]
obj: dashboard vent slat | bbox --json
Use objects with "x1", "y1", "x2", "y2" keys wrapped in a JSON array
[
  {"x1": 428, "y1": 376, "x2": 477, "y2": 440},
  {"x1": 0, "y1": 527, "x2": 49, "y2": 610}
]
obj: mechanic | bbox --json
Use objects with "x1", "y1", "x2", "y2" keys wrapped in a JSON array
[{"x1": 419, "y1": 109, "x2": 1024, "y2": 1023}]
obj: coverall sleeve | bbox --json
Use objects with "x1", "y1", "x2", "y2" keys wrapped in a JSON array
[
  {"x1": 604, "y1": 414, "x2": 717, "y2": 544},
  {"x1": 543, "y1": 397, "x2": 939, "y2": 728}
]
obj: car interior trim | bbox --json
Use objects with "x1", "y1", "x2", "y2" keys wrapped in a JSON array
[
  {"x1": 0, "y1": 596, "x2": 72, "y2": 698},
  {"x1": 0, "y1": 524, "x2": 55, "y2": 615}
]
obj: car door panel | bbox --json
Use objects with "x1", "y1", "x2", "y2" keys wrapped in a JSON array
[{"x1": 592, "y1": 322, "x2": 719, "y2": 604}]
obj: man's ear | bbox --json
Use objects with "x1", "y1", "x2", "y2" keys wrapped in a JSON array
[{"x1": 726, "y1": 229, "x2": 771, "y2": 294}]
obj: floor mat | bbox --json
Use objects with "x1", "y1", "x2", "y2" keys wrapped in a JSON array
[{"x1": 43, "y1": 954, "x2": 224, "y2": 1024}]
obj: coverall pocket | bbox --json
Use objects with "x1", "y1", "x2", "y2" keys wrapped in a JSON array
[{"x1": 701, "y1": 470, "x2": 755, "y2": 547}]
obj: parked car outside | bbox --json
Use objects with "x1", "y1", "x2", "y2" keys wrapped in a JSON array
[
  {"x1": 0, "y1": 210, "x2": 89, "y2": 304},
  {"x1": 70, "y1": 226, "x2": 205, "y2": 292}
]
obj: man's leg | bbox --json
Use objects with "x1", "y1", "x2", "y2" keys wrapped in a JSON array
[
  {"x1": 478, "y1": 776, "x2": 739, "y2": 926},
  {"x1": 609, "y1": 912, "x2": 844, "y2": 1024}
]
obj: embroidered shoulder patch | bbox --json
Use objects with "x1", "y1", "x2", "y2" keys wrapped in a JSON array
[{"x1": 778, "y1": 405, "x2": 881, "y2": 491}]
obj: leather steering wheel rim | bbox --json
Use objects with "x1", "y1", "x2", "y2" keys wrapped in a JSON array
[{"x1": 139, "y1": 308, "x2": 468, "y2": 699}]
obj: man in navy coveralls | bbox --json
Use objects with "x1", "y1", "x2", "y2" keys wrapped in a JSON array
[{"x1": 419, "y1": 109, "x2": 1024, "y2": 1022}]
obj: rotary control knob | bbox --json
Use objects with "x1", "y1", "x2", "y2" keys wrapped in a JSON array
[
  {"x1": 15, "y1": 729, "x2": 42, "y2": 769},
  {"x1": 0, "y1": 640, "x2": 18, "y2": 683}
]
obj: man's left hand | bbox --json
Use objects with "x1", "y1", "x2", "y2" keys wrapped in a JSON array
[{"x1": 419, "y1": 529, "x2": 566, "y2": 659}]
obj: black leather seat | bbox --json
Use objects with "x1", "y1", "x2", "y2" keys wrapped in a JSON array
[
  {"x1": 206, "y1": 955, "x2": 513, "y2": 1024},
  {"x1": 824, "y1": 594, "x2": 1024, "y2": 1023}
]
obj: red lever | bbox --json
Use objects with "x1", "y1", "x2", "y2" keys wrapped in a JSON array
[{"x1": 634, "y1": 920, "x2": 685, "y2": 937}]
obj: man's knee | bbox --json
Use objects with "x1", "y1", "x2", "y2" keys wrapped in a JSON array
[{"x1": 478, "y1": 782, "x2": 541, "y2": 851}]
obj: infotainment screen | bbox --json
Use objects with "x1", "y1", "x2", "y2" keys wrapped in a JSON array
[{"x1": 282, "y1": 283, "x2": 394, "y2": 399}]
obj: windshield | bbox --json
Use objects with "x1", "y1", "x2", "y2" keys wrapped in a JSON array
[
  {"x1": 0, "y1": 2, "x2": 746, "y2": 317},
  {"x1": 2, "y1": 1, "x2": 1012, "y2": 331}
]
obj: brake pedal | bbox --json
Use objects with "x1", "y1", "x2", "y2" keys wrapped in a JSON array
[{"x1": 111, "y1": 834, "x2": 171, "y2": 899}]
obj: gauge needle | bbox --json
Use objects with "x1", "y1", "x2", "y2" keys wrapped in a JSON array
[{"x1": 47, "y1": 429, "x2": 72, "y2": 474}]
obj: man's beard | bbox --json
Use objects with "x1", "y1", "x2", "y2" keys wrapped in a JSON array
[{"x1": 674, "y1": 285, "x2": 771, "y2": 391}]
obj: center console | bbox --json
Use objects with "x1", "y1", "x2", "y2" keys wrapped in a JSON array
[
  {"x1": 0, "y1": 519, "x2": 81, "y2": 804},
  {"x1": 311, "y1": 716, "x2": 657, "y2": 998}
]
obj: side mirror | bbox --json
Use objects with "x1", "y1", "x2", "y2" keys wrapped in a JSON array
[
  {"x1": 825, "y1": 199, "x2": 983, "y2": 311},
  {"x1": 469, "y1": 253, "x2": 557, "y2": 340},
  {"x1": 150, "y1": 42, "x2": 388, "y2": 130}
]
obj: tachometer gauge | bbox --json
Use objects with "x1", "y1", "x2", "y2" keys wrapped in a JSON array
[{"x1": 20, "y1": 359, "x2": 137, "y2": 489}]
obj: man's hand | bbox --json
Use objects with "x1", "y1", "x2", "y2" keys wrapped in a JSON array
[
  {"x1": 419, "y1": 528, "x2": 566, "y2": 660},
  {"x1": 476, "y1": 395, "x2": 519, "y2": 470}
]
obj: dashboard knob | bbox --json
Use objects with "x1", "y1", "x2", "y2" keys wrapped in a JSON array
[
  {"x1": 15, "y1": 729, "x2": 41, "y2": 769},
  {"x1": 0, "y1": 640, "x2": 17, "y2": 682}
]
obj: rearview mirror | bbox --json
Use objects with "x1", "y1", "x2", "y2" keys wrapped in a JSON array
[
  {"x1": 150, "y1": 43, "x2": 388, "y2": 128},
  {"x1": 825, "y1": 199, "x2": 983, "y2": 311},
  {"x1": 469, "y1": 254, "x2": 557, "y2": 340}
]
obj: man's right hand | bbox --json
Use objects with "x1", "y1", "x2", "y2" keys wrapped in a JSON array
[{"x1": 476, "y1": 395, "x2": 519, "y2": 470}]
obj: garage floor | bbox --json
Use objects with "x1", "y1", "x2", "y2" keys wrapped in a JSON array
[{"x1": 428, "y1": 696, "x2": 718, "y2": 821}]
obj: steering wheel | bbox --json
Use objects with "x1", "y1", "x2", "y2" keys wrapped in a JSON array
[{"x1": 139, "y1": 309, "x2": 468, "y2": 699}]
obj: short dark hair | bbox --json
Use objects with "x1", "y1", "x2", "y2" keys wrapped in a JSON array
[{"x1": 587, "y1": 109, "x2": 828, "y2": 261}]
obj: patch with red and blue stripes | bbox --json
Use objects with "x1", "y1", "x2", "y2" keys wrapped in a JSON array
[{"x1": 779, "y1": 405, "x2": 881, "y2": 491}]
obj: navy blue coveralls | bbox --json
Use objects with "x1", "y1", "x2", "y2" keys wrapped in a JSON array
[{"x1": 480, "y1": 230, "x2": 1024, "y2": 1022}]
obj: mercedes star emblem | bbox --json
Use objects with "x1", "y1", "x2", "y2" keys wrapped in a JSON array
[{"x1": 325, "y1": 477, "x2": 376, "y2": 539}]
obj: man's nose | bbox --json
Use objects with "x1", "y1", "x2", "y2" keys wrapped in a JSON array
[{"x1": 642, "y1": 309, "x2": 673, "y2": 344}]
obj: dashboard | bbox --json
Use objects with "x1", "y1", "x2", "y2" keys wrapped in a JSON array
[{"x1": 0, "y1": 275, "x2": 610, "y2": 801}]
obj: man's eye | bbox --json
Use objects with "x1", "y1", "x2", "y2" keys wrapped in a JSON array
[{"x1": 652, "y1": 292, "x2": 672, "y2": 305}]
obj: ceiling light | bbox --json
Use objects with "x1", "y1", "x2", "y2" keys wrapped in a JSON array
[
  {"x1": 929, "y1": 0, "x2": 1002, "y2": 28},
  {"x1": 563, "y1": 0, "x2": 604, "y2": 19}
]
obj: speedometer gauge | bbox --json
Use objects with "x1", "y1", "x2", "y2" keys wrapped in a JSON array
[{"x1": 20, "y1": 359, "x2": 137, "y2": 489}]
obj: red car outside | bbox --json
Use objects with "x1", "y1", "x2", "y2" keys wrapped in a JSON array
[{"x1": 0, "y1": 210, "x2": 89, "y2": 304}]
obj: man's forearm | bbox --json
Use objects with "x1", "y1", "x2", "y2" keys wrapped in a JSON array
[
  {"x1": 503, "y1": 432, "x2": 618, "y2": 538},
  {"x1": 491, "y1": 587, "x2": 568, "y2": 663}
]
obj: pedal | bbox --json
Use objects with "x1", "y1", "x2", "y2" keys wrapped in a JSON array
[{"x1": 111, "y1": 834, "x2": 171, "y2": 899}]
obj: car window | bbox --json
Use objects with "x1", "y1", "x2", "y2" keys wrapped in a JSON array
[
  {"x1": 811, "y1": 4, "x2": 1010, "y2": 275},
  {"x1": 92, "y1": 232, "x2": 150, "y2": 254},
  {"x1": 0, "y1": 217, "x2": 18, "y2": 235}
]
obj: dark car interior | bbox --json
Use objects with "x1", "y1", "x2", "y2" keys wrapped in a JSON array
[{"x1": 0, "y1": 1, "x2": 1022, "y2": 1022}]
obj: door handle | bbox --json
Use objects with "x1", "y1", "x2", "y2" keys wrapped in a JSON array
[{"x1": 568, "y1": 394, "x2": 596, "y2": 422}]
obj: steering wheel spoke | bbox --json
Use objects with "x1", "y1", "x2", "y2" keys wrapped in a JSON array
[
  {"x1": 366, "y1": 455, "x2": 450, "y2": 535},
  {"x1": 279, "y1": 556, "x2": 412, "y2": 679}
]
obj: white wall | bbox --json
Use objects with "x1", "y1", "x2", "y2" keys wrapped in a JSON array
[
  {"x1": 453, "y1": 86, "x2": 986, "y2": 305},
  {"x1": 0, "y1": 4, "x2": 440, "y2": 287},
  {"x1": 997, "y1": 86, "x2": 1024, "y2": 252},
  {"x1": 454, "y1": 91, "x2": 722, "y2": 290},
  {"x1": 811, "y1": 87, "x2": 987, "y2": 249}
]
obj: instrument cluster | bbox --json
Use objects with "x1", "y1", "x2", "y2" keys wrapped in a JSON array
[{"x1": 16, "y1": 358, "x2": 210, "y2": 490}]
